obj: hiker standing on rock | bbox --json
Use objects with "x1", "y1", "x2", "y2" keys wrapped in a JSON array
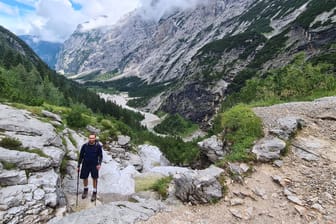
[{"x1": 78, "y1": 133, "x2": 103, "y2": 202}]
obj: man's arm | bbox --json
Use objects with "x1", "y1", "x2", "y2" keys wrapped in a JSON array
[{"x1": 97, "y1": 144, "x2": 103, "y2": 165}]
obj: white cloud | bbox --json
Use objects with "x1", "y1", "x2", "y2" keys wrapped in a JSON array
[
  {"x1": 1, "y1": 0, "x2": 205, "y2": 42},
  {"x1": 18, "y1": 0, "x2": 139, "y2": 42},
  {"x1": 138, "y1": 0, "x2": 204, "y2": 21}
]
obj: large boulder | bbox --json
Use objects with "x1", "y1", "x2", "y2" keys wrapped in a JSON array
[
  {"x1": 150, "y1": 166, "x2": 191, "y2": 176},
  {"x1": 174, "y1": 166, "x2": 224, "y2": 204},
  {"x1": 197, "y1": 135, "x2": 225, "y2": 162},
  {"x1": 252, "y1": 137, "x2": 286, "y2": 162},
  {"x1": 0, "y1": 105, "x2": 63, "y2": 150},
  {"x1": 117, "y1": 135, "x2": 131, "y2": 147},
  {"x1": 138, "y1": 145, "x2": 170, "y2": 172}
]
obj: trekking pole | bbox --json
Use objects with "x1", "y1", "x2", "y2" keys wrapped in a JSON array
[
  {"x1": 76, "y1": 168, "x2": 79, "y2": 207},
  {"x1": 95, "y1": 178, "x2": 98, "y2": 206}
]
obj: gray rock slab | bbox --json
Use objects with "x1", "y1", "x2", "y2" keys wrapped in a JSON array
[
  {"x1": 48, "y1": 199, "x2": 165, "y2": 224},
  {"x1": 0, "y1": 104, "x2": 62, "y2": 149},
  {"x1": 252, "y1": 137, "x2": 286, "y2": 162},
  {"x1": 28, "y1": 169, "x2": 59, "y2": 188},
  {"x1": 42, "y1": 146, "x2": 66, "y2": 167},
  {"x1": 42, "y1": 110, "x2": 62, "y2": 123},
  {"x1": 0, "y1": 170, "x2": 27, "y2": 186},
  {"x1": 0, "y1": 184, "x2": 36, "y2": 210},
  {"x1": 0, "y1": 147, "x2": 52, "y2": 171},
  {"x1": 138, "y1": 145, "x2": 170, "y2": 172}
]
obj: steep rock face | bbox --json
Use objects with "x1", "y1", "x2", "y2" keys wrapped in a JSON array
[{"x1": 56, "y1": 0, "x2": 255, "y2": 79}]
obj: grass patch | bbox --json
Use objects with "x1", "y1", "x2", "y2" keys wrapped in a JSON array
[
  {"x1": 135, "y1": 175, "x2": 173, "y2": 199},
  {"x1": 29, "y1": 148, "x2": 49, "y2": 158},
  {"x1": 0, "y1": 137, "x2": 22, "y2": 150},
  {"x1": 0, "y1": 137, "x2": 49, "y2": 158},
  {"x1": 9, "y1": 103, "x2": 43, "y2": 116},
  {"x1": 134, "y1": 174, "x2": 164, "y2": 192},
  {"x1": 149, "y1": 176, "x2": 173, "y2": 199},
  {"x1": 2, "y1": 161, "x2": 17, "y2": 170}
]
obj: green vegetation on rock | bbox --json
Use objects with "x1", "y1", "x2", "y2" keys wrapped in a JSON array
[
  {"x1": 154, "y1": 114, "x2": 199, "y2": 137},
  {"x1": 216, "y1": 105, "x2": 263, "y2": 163}
]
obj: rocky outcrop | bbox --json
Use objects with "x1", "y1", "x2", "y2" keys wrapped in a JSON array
[
  {"x1": 252, "y1": 137, "x2": 287, "y2": 162},
  {"x1": 0, "y1": 105, "x2": 66, "y2": 224},
  {"x1": 0, "y1": 147, "x2": 52, "y2": 171},
  {"x1": 174, "y1": 166, "x2": 224, "y2": 204},
  {"x1": 138, "y1": 144, "x2": 170, "y2": 172},
  {"x1": 48, "y1": 199, "x2": 165, "y2": 224},
  {"x1": 197, "y1": 135, "x2": 225, "y2": 162}
]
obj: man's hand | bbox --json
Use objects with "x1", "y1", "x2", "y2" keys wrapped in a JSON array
[
  {"x1": 77, "y1": 167, "x2": 80, "y2": 173},
  {"x1": 96, "y1": 165, "x2": 101, "y2": 170}
]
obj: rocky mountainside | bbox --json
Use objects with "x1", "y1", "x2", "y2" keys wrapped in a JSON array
[
  {"x1": 56, "y1": 0, "x2": 336, "y2": 124},
  {"x1": 139, "y1": 96, "x2": 336, "y2": 224},
  {"x1": 2, "y1": 96, "x2": 333, "y2": 224},
  {"x1": 56, "y1": 0, "x2": 256, "y2": 79},
  {"x1": 19, "y1": 35, "x2": 62, "y2": 69}
]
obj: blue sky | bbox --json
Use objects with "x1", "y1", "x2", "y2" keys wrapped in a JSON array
[{"x1": 0, "y1": 0, "x2": 139, "y2": 42}]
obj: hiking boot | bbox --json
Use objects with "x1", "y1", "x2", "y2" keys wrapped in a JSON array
[
  {"x1": 82, "y1": 189, "x2": 88, "y2": 199},
  {"x1": 91, "y1": 192, "x2": 97, "y2": 202}
]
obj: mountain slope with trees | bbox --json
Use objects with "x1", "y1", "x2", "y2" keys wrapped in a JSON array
[{"x1": 56, "y1": 0, "x2": 336, "y2": 127}]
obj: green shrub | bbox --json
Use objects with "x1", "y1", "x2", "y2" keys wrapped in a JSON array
[
  {"x1": 219, "y1": 104, "x2": 263, "y2": 162},
  {"x1": 101, "y1": 119, "x2": 113, "y2": 129},
  {"x1": 66, "y1": 107, "x2": 89, "y2": 128}
]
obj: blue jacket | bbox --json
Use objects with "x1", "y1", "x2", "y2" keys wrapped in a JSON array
[{"x1": 78, "y1": 141, "x2": 103, "y2": 167}]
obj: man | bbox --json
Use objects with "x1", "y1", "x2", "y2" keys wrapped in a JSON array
[{"x1": 78, "y1": 133, "x2": 103, "y2": 202}]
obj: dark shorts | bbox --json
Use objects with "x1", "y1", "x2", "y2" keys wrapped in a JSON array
[{"x1": 80, "y1": 163, "x2": 99, "y2": 179}]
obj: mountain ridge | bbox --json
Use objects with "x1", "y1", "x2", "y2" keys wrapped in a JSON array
[
  {"x1": 56, "y1": 0, "x2": 336, "y2": 125},
  {"x1": 19, "y1": 35, "x2": 62, "y2": 69}
]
